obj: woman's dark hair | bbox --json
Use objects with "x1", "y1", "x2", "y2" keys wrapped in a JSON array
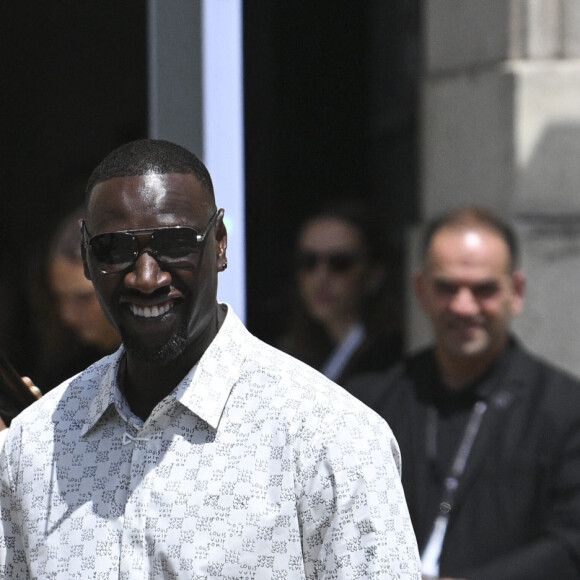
[{"x1": 0, "y1": 348, "x2": 38, "y2": 427}]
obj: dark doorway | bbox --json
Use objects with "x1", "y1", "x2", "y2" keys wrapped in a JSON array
[
  {"x1": 243, "y1": 2, "x2": 420, "y2": 346},
  {"x1": 0, "y1": 3, "x2": 148, "y2": 375},
  {"x1": 1, "y1": 2, "x2": 419, "y2": 380}
]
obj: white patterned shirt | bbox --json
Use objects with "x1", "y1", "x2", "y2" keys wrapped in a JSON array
[{"x1": 0, "y1": 306, "x2": 420, "y2": 579}]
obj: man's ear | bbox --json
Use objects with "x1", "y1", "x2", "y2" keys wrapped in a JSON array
[
  {"x1": 215, "y1": 209, "x2": 228, "y2": 266},
  {"x1": 510, "y1": 269, "x2": 526, "y2": 315}
]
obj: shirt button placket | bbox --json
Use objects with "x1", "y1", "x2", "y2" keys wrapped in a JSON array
[{"x1": 120, "y1": 432, "x2": 151, "y2": 578}]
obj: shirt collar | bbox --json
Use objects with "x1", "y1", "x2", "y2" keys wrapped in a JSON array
[
  {"x1": 170, "y1": 305, "x2": 248, "y2": 429},
  {"x1": 81, "y1": 348, "x2": 127, "y2": 437},
  {"x1": 428, "y1": 338, "x2": 517, "y2": 405},
  {"x1": 81, "y1": 304, "x2": 248, "y2": 436}
]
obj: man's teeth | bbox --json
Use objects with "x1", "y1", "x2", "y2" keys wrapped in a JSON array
[{"x1": 129, "y1": 303, "x2": 172, "y2": 318}]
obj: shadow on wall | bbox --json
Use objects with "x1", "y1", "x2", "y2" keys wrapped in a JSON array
[
  {"x1": 512, "y1": 119, "x2": 580, "y2": 379},
  {"x1": 516, "y1": 122, "x2": 580, "y2": 215}
]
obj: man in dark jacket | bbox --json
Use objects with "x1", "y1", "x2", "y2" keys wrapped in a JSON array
[{"x1": 352, "y1": 206, "x2": 580, "y2": 579}]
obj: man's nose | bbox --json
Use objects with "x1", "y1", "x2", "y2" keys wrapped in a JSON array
[
  {"x1": 124, "y1": 251, "x2": 172, "y2": 293},
  {"x1": 450, "y1": 286, "x2": 479, "y2": 315}
]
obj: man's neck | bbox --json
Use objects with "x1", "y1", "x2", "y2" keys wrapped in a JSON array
[
  {"x1": 120, "y1": 304, "x2": 227, "y2": 420},
  {"x1": 435, "y1": 346, "x2": 505, "y2": 391},
  {"x1": 119, "y1": 352, "x2": 194, "y2": 421}
]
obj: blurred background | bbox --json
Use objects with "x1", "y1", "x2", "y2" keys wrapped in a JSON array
[{"x1": 3, "y1": 1, "x2": 580, "y2": 383}]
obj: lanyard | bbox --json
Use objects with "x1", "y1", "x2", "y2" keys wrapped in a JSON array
[
  {"x1": 431, "y1": 399, "x2": 488, "y2": 511},
  {"x1": 321, "y1": 323, "x2": 366, "y2": 381},
  {"x1": 421, "y1": 399, "x2": 488, "y2": 577}
]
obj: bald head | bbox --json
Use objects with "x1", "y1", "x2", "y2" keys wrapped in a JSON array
[{"x1": 421, "y1": 206, "x2": 519, "y2": 272}]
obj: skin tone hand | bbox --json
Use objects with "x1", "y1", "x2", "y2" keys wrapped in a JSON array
[
  {"x1": 0, "y1": 377, "x2": 41, "y2": 431},
  {"x1": 21, "y1": 376, "x2": 42, "y2": 399}
]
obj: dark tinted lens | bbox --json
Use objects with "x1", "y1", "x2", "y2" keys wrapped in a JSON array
[
  {"x1": 151, "y1": 228, "x2": 200, "y2": 259},
  {"x1": 327, "y1": 253, "x2": 356, "y2": 272},
  {"x1": 87, "y1": 226, "x2": 206, "y2": 273},
  {"x1": 296, "y1": 251, "x2": 357, "y2": 273},
  {"x1": 90, "y1": 232, "x2": 136, "y2": 264}
]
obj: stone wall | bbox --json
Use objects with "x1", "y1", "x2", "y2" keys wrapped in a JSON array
[{"x1": 412, "y1": 0, "x2": 580, "y2": 377}]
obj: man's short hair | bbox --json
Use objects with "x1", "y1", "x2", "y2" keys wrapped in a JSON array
[
  {"x1": 421, "y1": 206, "x2": 520, "y2": 270},
  {"x1": 85, "y1": 139, "x2": 214, "y2": 208}
]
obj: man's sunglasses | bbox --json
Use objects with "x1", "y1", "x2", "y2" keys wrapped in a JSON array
[
  {"x1": 296, "y1": 251, "x2": 360, "y2": 274},
  {"x1": 82, "y1": 209, "x2": 222, "y2": 274}
]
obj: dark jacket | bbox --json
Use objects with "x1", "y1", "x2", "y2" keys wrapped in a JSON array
[{"x1": 352, "y1": 341, "x2": 580, "y2": 579}]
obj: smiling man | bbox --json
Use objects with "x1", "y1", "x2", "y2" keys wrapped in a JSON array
[
  {"x1": 350, "y1": 206, "x2": 580, "y2": 579},
  {"x1": 0, "y1": 139, "x2": 420, "y2": 578}
]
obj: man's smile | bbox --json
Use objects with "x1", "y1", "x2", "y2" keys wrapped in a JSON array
[
  {"x1": 449, "y1": 321, "x2": 481, "y2": 332},
  {"x1": 128, "y1": 300, "x2": 175, "y2": 319}
]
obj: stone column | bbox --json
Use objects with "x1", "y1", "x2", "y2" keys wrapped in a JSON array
[{"x1": 411, "y1": 0, "x2": 580, "y2": 377}]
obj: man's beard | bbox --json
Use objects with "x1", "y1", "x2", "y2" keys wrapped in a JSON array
[{"x1": 122, "y1": 327, "x2": 191, "y2": 363}]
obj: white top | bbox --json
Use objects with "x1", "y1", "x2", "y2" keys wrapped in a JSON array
[{"x1": 0, "y1": 306, "x2": 420, "y2": 579}]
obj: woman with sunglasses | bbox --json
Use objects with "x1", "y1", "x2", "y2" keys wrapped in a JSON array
[
  {"x1": 278, "y1": 199, "x2": 402, "y2": 408},
  {"x1": 0, "y1": 347, "x2": 41, "y2": 430}
]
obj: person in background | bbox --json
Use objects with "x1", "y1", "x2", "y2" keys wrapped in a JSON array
[
  {"x1": 350, "y1": 206, "x2": 580, "y2": 579},
  {"x1": 34, "y1": 206, "x2": 120, "y2": 389},
  {"x1": 278, "y1": 199, "x2": 402, "y2": 408},
  {"x1": 0, "y1": 139, "x2": 420, "y2": 577},
  {"x1": 0, "y1": 347, "x2": 40, "y2": 430}
]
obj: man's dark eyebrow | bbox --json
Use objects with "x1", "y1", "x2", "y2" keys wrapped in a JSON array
[
  {"x1": 432, "y1": 278, "x2": 458, "y2": 292},
  {"x1": 431, "y1": 277, "x2": 500, "y2": 289}
]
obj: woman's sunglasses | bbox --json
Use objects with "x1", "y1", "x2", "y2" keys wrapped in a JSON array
[{"x1": 296, "y1": 250, "x2": 360, "y2": 274}]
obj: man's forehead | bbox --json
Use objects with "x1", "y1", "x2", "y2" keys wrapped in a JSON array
[
  {"x1": 86, "y1": 173, "x2": 211, "y2": 232},
  {"x1": 433, "y1": 224, "x2": 505, "y2": 243},
  {"x1": 425, "y1": 227, "x2": 512, "y2": 275},
  {"x1": 430, "y1": 226, "x2": 509, "y2": 258},
  {"x1": 136, "y1": 172, "x2": 170, "y2": 200},
  {"x1": 91, "y1": 171, "x2": 201, "y2": 191},
  {"x1": 89, "y1": 173, "x2": 206, "y2": 208}
]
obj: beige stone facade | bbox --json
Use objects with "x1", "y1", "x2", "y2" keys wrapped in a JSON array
[{"x1": 412, "y1": 0, "x2": 580, "y2": 377}]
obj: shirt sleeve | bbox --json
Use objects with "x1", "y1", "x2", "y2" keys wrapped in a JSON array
[
  {"x1": 296, "y1": 409, "x2": 421, "y2": 579},
  {"x1": 0, "y1": 423, "x2": 28, "y2": 577}
]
